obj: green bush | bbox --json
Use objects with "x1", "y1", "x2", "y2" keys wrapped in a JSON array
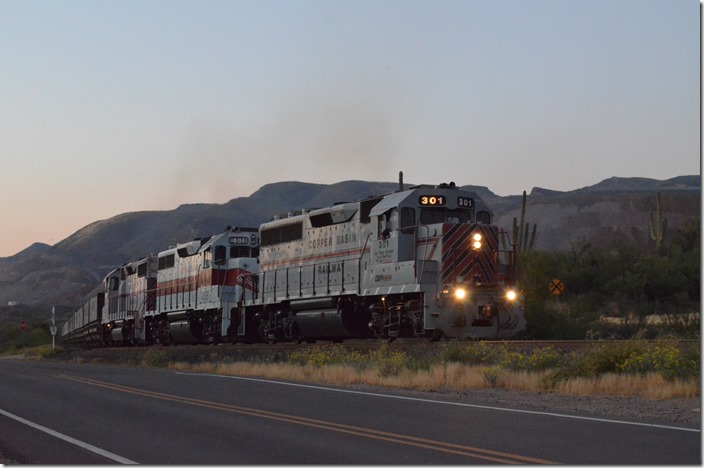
[
  {"x1": 289, "y1": 346, "x2": 366, "y2": 368},
  {"x1": 617, "y1": 342, "x2": 701, "y2": 382},
  {"x1": 289, "y1": 344, "x2": 415, "y2": 377},
  {"x1": 142, "y1": 348, "x2": 169, "y2": 368},
  {"x1": 368, "y1": 343, "x2": 409, "y2": 377},
  {"x1": 25, "y1": 344, "x2": 59, "y2": 359},
  {"x1": 441, "y1": 342, "x2": 566, "y2": 372},
  {"x1": 441, "y1": 341, "x2": 498, "y2": 364},
  {"x1": 519, "y1": 229, "x2": 700, "y2": 340}
]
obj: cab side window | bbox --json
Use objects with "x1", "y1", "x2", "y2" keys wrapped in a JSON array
[
  {"x1": 378, "y1": 211, "x2": 391, "y2": 239},
  {"x1": 214, "y1": 245, "x2": 227, "y2": 265},
  {"x1": 400, "y1": 207, "x2": 416, "y2": 234}
]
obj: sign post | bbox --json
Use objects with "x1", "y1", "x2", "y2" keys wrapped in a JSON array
[
  {"x1": 20, "y1": 319, "x2": 25, "y2": 351},
  {"x1": 50, "y1": 307, "x2": 57, "y2": 350}
]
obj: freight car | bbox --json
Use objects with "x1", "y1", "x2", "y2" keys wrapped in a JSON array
[
  {"x1": 62, "y1": 181, "x2": 526, "y2": 347},
  {"x1": 60, "y1": 293, "x2": 104, "y2": 347}
]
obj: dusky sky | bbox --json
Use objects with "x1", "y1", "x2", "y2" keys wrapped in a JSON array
[{"x1": 1, "y1": 0, "x2": 699, "y2": 257}]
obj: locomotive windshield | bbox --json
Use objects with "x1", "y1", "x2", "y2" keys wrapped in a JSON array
[{"x1": 419, "y1": 208, "x2": 472, "y2": 224}]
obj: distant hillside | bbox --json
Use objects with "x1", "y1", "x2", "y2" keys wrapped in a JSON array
[
  {"x1": 0, "y1": 243, "x2": 50, "y2": 266},
  {"x1": 0, "y1": 175, "x2": 699, "y2": 306},
  {"x1": 572, "y1": 175, "x2": 700, "y2": 193}
]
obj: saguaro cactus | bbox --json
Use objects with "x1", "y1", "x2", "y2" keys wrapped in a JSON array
[
  {"x1": 512, "y1": 191, "x2": 537, "y2": 253},
  {"x1": 648, "y1": 191, "x2": 667, "y2": 255}
]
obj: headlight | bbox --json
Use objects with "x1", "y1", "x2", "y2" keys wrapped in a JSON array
[
  {"x1": 454, "y1": 288, "x2": 467, "y2": 300},
  {"x1": 505, "y1": 289, "x2": 518, "y2": 301},
  {"x1": 472, "y1": 233, "x2": 482, "y2": 250}
]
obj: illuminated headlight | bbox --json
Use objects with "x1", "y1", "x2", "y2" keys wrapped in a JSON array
[
  {"x1": 505, "y1": 289, "x2": 518, "y2": 301},
  {"x1": 454, "y1": 288, "x2": 467, "y2": 300},
  {"x1": 472, "y1": 233, "x2": 482, "y2": 250}
]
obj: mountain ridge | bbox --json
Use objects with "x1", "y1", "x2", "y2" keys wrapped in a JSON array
[{"x1": 0, "y1": 175, "x2": 699, "y2": 306}]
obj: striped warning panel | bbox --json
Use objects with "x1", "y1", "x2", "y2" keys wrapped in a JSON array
[{"x1": 440, "y1": 224, "x2": 498, "y2": 285}]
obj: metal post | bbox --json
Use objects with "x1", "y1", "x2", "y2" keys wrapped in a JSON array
[{"x1": 50, "y1": 306, "x2": 57, "y2": 350}]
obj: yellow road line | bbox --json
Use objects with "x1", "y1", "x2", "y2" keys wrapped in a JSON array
[{"x1": 55, "y1": 374, "x2": 557, "y2": 464}]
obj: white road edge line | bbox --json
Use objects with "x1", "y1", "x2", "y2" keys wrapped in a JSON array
[
  {"x1": 176, "y1": 372, "x2": 700, "y2": 433},
  {"x1": 0, "y1": 408, "x2": 138, "y2": 464}
]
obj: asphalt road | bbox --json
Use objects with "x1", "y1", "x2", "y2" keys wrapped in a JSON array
[{"x1": 0, "y1": 359, "x2": 699, "y2": 464}]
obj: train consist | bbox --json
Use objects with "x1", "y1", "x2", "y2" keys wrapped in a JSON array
[{"x1": 62, "y1": 182, "x2": 526, "y2": 346}]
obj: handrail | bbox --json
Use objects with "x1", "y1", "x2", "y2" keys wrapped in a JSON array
[{"x1": 358, "y1": 232, "x2": 372, "y2": 293}]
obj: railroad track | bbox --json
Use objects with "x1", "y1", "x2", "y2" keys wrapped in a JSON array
[{"x1": 59, "y1": 339, "x2": 697, "y2": 366}]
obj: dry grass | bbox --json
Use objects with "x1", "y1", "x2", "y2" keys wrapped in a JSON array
[
  {"x1": 168, "y1": 361, "x2": 699, "y2": 400},
  {"x1": 554, "y1": 373, "x2": 699, "y2": 399}
]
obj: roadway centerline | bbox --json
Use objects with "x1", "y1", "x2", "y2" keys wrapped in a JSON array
[{"x1": 55, "y1": 374, "x2": 557, "y2": 464}]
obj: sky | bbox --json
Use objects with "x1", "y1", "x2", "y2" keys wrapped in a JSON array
[{"x1": 0, "y1": 0, "x2": 699, "y2": 257}]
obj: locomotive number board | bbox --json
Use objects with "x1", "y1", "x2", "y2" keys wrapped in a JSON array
[
  {"x1": 418, "y1": 195, "x2": 446, "y2": 206},
  {"x1": 418, "y1": 195, "x2": 474, "y2": 208}
]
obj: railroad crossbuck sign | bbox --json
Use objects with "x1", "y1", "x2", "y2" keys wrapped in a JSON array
[{"x1": 549, "y1": 278, "x2": 565, "y2": 295}]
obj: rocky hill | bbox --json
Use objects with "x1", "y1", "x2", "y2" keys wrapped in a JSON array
[{"x1": 0, "y1": 176, "x2": 699, "y2": 307}]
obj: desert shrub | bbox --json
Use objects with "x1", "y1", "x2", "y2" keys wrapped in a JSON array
[
  {"x1": 441, "y1": 342, "x2": 565, "y2": 373},
  {"x1": 524, "y1": 302, "x2": 586, "y2": 339},
  {"x1": 368, "y1": 343, "x2": 409, "y2": 377},
  {"x1": 25, "y1": 344, "x2": 59, "y2": 359},
  {"x1": 553, "y1": 341, "x2": 637, "y2": 381},
  {"x1": 289, "y1": 345, "x2": 366, "y2": 369},
  {"x1": 441, "y1": 341, "x2": 499, "y2": 364},
  {"x1": 142, "y1": 348, "x2": 169, "y2": 367},
  {"x1": 618, "y1": 342, "x2": 700, "y2": 382},
  {"x1": 481, "y1": 366, "x2": 502, "y2": 387}
]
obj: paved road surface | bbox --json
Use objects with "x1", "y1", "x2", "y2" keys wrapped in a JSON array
[{"x1": 0, "y1": 360, "x2": 699, "y2": 464}]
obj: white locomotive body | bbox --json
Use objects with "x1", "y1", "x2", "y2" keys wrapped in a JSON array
[
  {"x1": 242, "y1": 183, "x2": 525, "y2": 342},
  {"x1": 99, "y1": 227, "x2": 259, "y2": 345},
  {"x1": 102, "y1": 255, "x2": 157, "y2": 345},
  {"x1": 151, "y1": 228, "x2": 259, "y2": 344}
]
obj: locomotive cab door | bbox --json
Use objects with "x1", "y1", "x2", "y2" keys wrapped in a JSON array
[
  {"x1": 372, "y1": 207, "x2": 415, "y2": 263},
  {"x1": 398, "y1": 207, "x2": 416, "y2": 261}
]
